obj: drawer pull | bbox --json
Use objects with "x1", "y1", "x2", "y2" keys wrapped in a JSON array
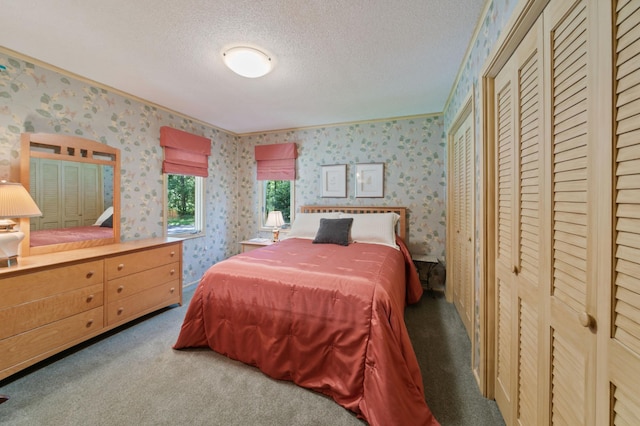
[
  {"x1": 170, "y1": 269, "x2": 175, "y2": 275},
  {"x1": 117, "y1": 263, "x2": 125, "y2": 271},
  {"x1": 170, "y1": 251, "x2": 176, "y2": 257},
  {"x1": 86, "y1": 319, "x2": 94, "y2": 328},
  {"x1": 86, "y1": 294, "x2": 94, "y2": 303},
  {"x1": 117, "y1": 285, "x2": 124, "y2": 293},
  {"x1": 170, "y1": 287, "x2": 175, "y2": 294},
  {"x1": 117, "y1": 307, "x2": 124, "y2": 315},
  {"x1": 86, "y1": 271, "x2": 94, "y2": 278}
]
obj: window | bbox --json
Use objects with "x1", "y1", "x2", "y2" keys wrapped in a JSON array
[
  {"x1": 165, "y1": 173, "x2": 205, "y2": 237},
  {"x1": 261, "y1": 180, "x2": 294, "y2": 230}
]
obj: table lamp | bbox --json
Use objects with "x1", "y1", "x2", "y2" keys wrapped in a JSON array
[
  {"x1": 0, "y1": 181, "x2": 42, "y2": 267},
  {"x1": 265, "y1": 210, "x2": 284, "y2": 242}
]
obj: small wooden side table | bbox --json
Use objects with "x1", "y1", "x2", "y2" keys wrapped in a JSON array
[
  {"x1": 240, "y1": 239, "x2": 274, "y2": 253},
  {"x1": 412, "y1": 254, "x2": 445, "y2": 293}
]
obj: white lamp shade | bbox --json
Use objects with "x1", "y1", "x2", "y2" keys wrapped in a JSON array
[
  {"x1": 223, "y1": 47, "x2": 272, "y2": 78},
  {"x1": 0, "y1": 181, "x2": 42, "y2": 218},
  {"x1": 265, "y1": 210, "x2": 284, "y2": 228}
]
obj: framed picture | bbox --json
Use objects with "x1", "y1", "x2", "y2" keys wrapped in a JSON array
[
  {"x1": 355, "y1": 163, "x2": 384, "y2": 198},
  {"x1": 321, "y1": 164, "x2": 347, "y2": 197}
]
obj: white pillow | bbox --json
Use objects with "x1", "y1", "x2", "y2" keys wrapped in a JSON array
[
  {"x1": 286, "y1": 212, "x2": 340, "y2": 239},
  {"x1": 339, "y1": 212, "x2": 400, "y2": 249},
  {"x1": 93, "y1": 206, "x2": 114, "y2": 226}
]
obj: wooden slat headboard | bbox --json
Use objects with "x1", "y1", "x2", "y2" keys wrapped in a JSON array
[{"x1": 300, "y1": 205, "x2": 407, "y2": 241}]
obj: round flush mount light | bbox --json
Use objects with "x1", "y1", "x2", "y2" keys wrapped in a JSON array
[{"x1": 223, "y1": 46, "x2": 272, "y2": 78}]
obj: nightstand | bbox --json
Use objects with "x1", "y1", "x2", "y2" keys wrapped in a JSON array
[
  {"x1": 412, "y1": 254, "x2": 445, "y2": 293},
  {"x1": 240, "y1": 239, "x2": 274, "y2": 253}
]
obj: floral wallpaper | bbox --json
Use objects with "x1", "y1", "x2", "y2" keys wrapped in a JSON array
[
  {"x1": 237, "y1": 116, "x2": 447, "y2": 258},
  {"x1": 442, "y1": 0, "x2": 518, "y2": 373},
  {"x1": 0, "y1": 49, "x2": 446, "y2": 287},
  {"x1": 0, "y1": 51, "x2": 238, "y2": 286}
]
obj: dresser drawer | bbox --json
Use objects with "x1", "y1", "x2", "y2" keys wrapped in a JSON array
[
  {"x1": 0, "y1": 307, "x2": 103, "y2": 375},
  {"x1": 0, "y1": 260, "x2": 103, "y2": 310},
  {"x1": 107, "y1": 262, "x2": 179, "y2": 301},
  {"x1": 0, "y1": 283, "x2": 103, "y2": 340},
  {"x1": 105, "y1": 244, "x2": 180, "y2": 280},
  {"x1": 107, "y1": 281, "x2": 179, "y2": 326}
]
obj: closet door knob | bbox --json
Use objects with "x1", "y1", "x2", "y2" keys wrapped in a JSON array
[
  {"x1": 512, "y1": 265, "x2": 520, "y2": 275},
  {"x1": 579, "y1": 312, "x2": 595, "y2": 328}
]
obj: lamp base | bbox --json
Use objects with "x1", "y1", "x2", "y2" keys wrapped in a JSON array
[
  {"x1": 272, "y1": 228, "x2": 280, "y2": 242},
  {"x1": 0, "y1": 255, "x2": 19, "y2": 268},
  {"x1": 0, "y1": 229, "x2": 24, "y2": 268}
]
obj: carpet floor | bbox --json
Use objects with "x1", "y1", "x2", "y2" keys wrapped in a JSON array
[{"x1": 0, "y1": 286, "x2": 504, "y2": 425}]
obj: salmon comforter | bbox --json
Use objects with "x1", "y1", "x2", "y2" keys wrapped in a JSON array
[{"x1": 173, "y1": 238, "x2": 439, "y2": 426}]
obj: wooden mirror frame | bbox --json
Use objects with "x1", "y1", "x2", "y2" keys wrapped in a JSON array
[{"x1": 19, "y1": 133, "x2": 121, "y2": 256}]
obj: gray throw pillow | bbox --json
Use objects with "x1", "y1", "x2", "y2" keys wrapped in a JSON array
[{"x1": 312, "y1": 218, "x2": 354, "y2": 246}]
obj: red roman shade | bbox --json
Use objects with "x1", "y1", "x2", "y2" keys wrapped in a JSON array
[
  {"x1": 254, "y1": 142, "x2": 298, "y2": 180},
  {"x1": 160, "y1": 126, "x2": 211, "y2": 177}
]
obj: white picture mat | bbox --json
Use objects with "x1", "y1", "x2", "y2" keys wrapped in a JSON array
[
  {"x1": 355, "y1": 163, "x2": 384, "y2": 197},
  {"x1": 321, "y1": 164, "x2": 347, "y2": 197}
]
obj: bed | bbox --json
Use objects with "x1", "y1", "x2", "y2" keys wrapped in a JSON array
[
  {"x1": 29, "y1": 226, "x2": 114, "y2": 247},
  {"x1": 174, "y1": 206, "x2": 439, "y2": 426}
]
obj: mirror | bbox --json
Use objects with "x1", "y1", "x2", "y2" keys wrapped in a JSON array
[{"x1": 19, "y1": 132, "x2": 120, "y2": 256}]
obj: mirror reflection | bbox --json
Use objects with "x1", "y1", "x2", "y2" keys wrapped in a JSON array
[
  {"x1": 20, "y1": 132, "x2": 120, "y2": 256},
  {"x1": 28, "y1": 158, "x2": 114, "y2": 247}
]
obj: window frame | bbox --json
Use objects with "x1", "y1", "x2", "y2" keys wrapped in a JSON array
[
  {"x1": 163, "y1": 173, "x2": 206, "y2": 239},
  {"x1": 259, "y1": 179, "x2": 295, "y2": 231}
]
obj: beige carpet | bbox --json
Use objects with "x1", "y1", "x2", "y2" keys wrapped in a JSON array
[{"x1": 0, "y1": 286, "x2": 503, "y2": 425}]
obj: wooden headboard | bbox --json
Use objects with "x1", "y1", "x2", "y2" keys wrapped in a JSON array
[{"x1": 300, "y1": 205, "x2": 407, "y2": 241}]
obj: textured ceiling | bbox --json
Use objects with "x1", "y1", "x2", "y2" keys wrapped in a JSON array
[{"x1": 0, "y1": 0, "x2": 486, "y2": 134}]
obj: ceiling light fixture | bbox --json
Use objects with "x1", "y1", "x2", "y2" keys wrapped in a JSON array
[{"x1": 223, "y1": 46, "x2": 272, "y2": 78}]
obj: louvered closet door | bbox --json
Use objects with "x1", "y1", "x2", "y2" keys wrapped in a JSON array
[
  {"x1": 606, "y1": 0, "x2": 640, "y2": 423},
  {"x1": 80, "y1": 163, "x2": 104, "y2": 226},
  {"x1": 36, "y1": 158, "x2": 63, "y2": 230},
  {"x1": 493, "y1": 51, "x2": 516, "y2": 426},
  {"x1": 452, "y1": 113, "x2": 474, "y2": 337},
  {"x1": 545, "y1": 0, "x2": 598, "y2": 423},
  {"x1": 62, "y1": 161, "x2": 82, "y2": 228},
  {"x1": 492, "y1": 16, "x2": 545, "y2": 425}
]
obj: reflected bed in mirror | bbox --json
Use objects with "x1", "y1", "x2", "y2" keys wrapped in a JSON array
[{"x1": 19, "y1": 133, "x2": 121, "y2": 256}]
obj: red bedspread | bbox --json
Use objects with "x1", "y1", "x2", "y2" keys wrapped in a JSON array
[
  {"x1": 29, "y1": 226, "x2": 113, "y2": 247},
  {"x1": 174, "y1": 238, "x2": 439, "y2": 426}
]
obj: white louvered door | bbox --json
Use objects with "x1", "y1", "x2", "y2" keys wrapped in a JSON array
[
  {"x1": 486, "y1": 0, "x2": 640, "y2": 424},
  {"x1": 451, "y1": 112, "x2": 474, "y2": 337},
  {"x1": 493, "y1": 56, "x2": 515, "y2": 425},
  {"x1": 492, "y1": 16, "x2": 545, "y2": 425},
  {"x1": 545, "y1": 0, "x2": 598, "y2": 423},
  {"x1": 603, "y1": 0, "x2": 640, "y2": 423}
]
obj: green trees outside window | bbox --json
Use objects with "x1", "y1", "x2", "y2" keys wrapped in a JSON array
[
  {"x1": 264, "y1": 180, "x2": 291, "y2": 226},
  {"x1": 167, "y1": 174, "x2": 195, "y2": 234}
]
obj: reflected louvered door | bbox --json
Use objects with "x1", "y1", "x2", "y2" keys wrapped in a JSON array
[
  {"x1": 606, "y1": 0, "x2": 640, "y2": 424},
  {"x1": 493, "y1": 17, "x2": 545, "y2": 425},
  {"x1": 62, "y1": 162, "x2": 82, "y2": 227},
  {"x1": 80, "y1": 163, "x2": 104, "y2": 226},
  {"x1": 545, "y1": 0, "x2": 598, "y2": 424}
]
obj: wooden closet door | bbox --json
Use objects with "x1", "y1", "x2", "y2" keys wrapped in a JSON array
[
  {"x1": 605, "y1": 0, "x2": 640, "y2": 423},
  {"x1": 493, "y1": 16, "x2": 545, "y2": 425},
  {"x1": 544, "y1": 0, "x2": 598, "y2": 423},
  {"x1": 80, "y1": 163, "x2": 104, "y2": 226},
  {"x1": 494, "y1": 55, "x2": 516, "y2": 424},
  {"x1": 452, "y1": 113, "x2": 474, "y2": 337}
]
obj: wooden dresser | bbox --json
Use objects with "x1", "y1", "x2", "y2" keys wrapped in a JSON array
[{"x1": 0, "y1": 238, "x2": 182, "y2": 381}]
